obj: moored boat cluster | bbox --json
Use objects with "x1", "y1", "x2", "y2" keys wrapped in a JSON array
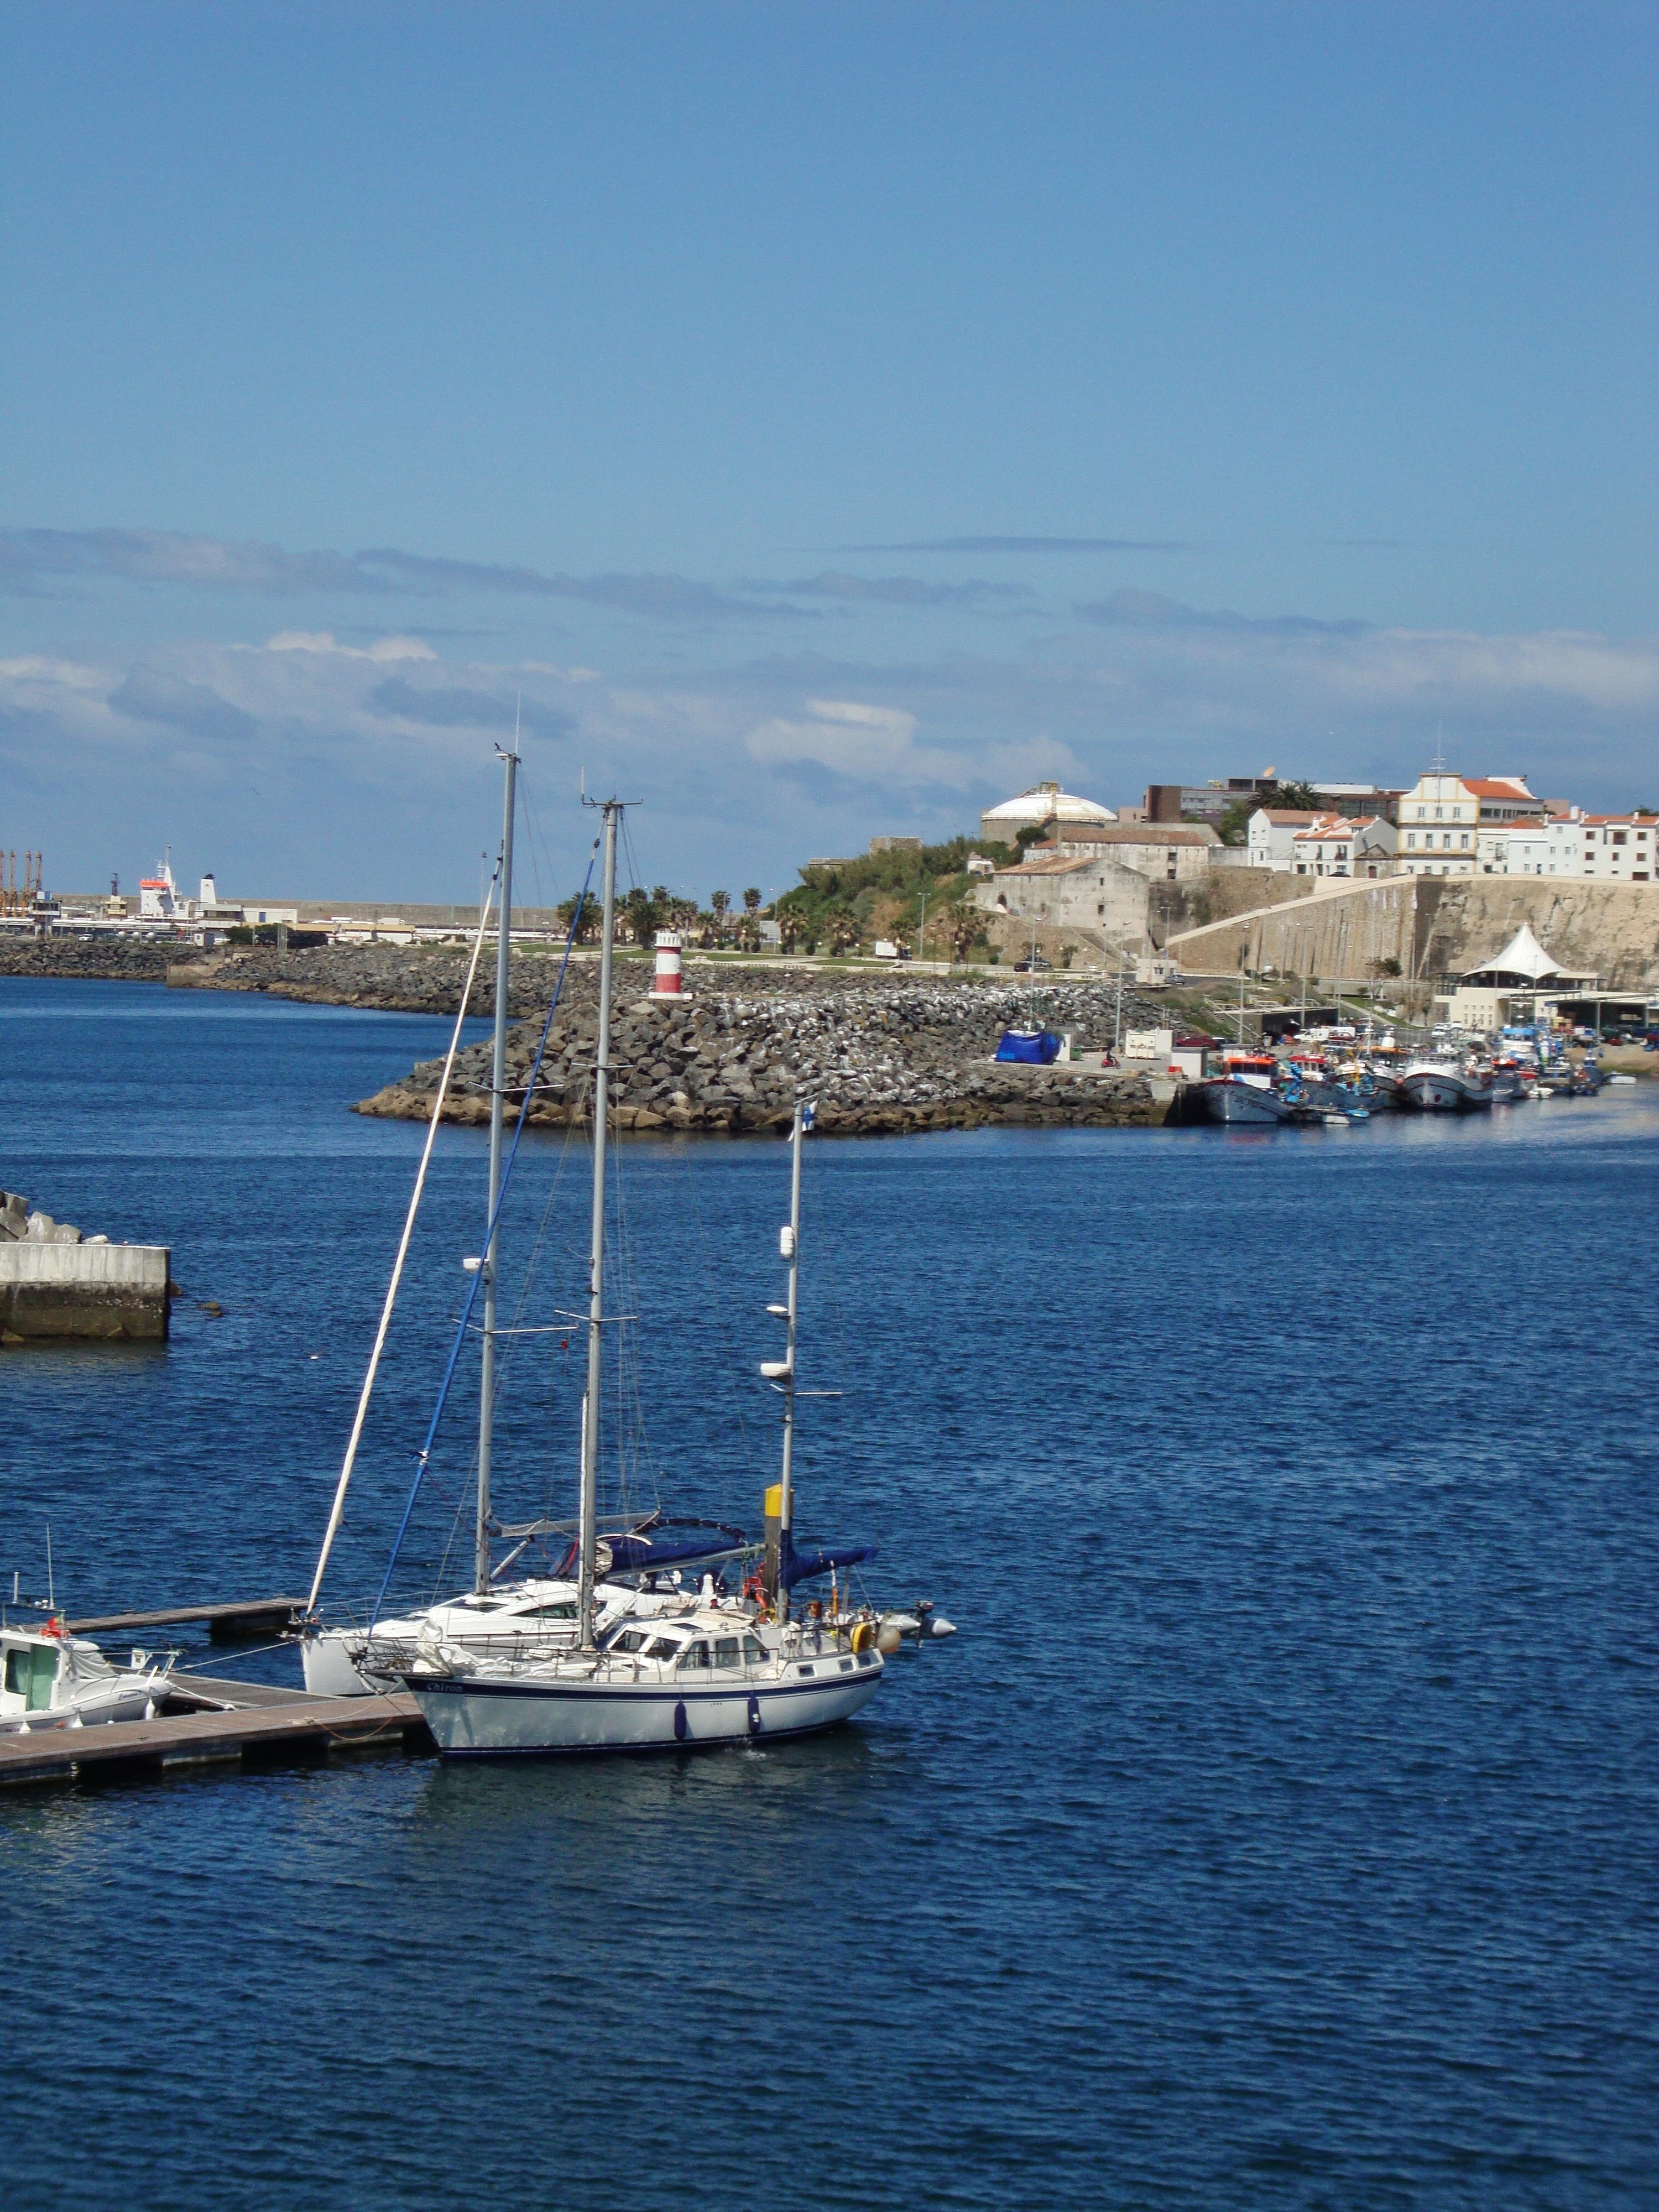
[{"x1": 1193, "y1": 1028, "x2": 1618, "y2": 1126}]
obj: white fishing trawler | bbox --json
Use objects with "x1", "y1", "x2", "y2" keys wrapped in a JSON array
[
  {"x1": 404, "y1": 796, "x2": 895, "y2": 1756},
  {"x1": 1397, "y1": 1056, "x2": 1494, "y2": 1111}
]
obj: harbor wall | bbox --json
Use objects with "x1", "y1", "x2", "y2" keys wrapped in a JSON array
[
  {"x1": 1166, "y1": 879, "x2": 1419, "y2": 981},
  {"x1": 0, "y1": 1242, "x2": 171, "y2": 1342},
  {"x1": 1167, "y1": 876, "x2": 1659, "y2": 991}
]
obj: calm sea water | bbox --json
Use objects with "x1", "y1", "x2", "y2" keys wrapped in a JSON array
[{"x1": 3, "y1": 978, "x2": 1656, "y2": 2211}]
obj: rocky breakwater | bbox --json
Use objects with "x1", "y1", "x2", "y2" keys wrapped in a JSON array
[
  {"x1": 353, "y1": 970, "x2": 1173, "y2": 1137},
  {"x1": 166, "y1": 940, "x2": 555, "y2": 1015},
  {"x1": 0, "y1": 936, "x2": 186, "y2": 983},
  {"x1": 0, "y1": 1192, "x2": 172, "y2": 1342}
]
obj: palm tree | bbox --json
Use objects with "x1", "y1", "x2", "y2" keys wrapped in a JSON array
[
  {"x1": 623, "y1": 885, "x2": 659, "y2": 947},
  {"x1": 557, "y1": 891, "x2": 596, "y2": 944},
  {"x1": 825, "y1": 902, "x2": 860, "y2": 957},
  {"x1": 778, "y1": 907, "x2": 802, "y2": 956},
  {"x1": 941, "y1": 897, "x2": 980, "y2": 966},
  {"x1": 709, "y1": 890, "x2": 730, "y2": 946}
]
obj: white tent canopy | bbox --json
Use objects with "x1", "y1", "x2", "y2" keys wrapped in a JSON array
[{"x1": 1462, "y1": 922, "x2": 1567, "y2": 984}]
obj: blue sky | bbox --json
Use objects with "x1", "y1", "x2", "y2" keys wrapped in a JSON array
[{"x1": 2, "y1": 0, "x2": 1655, "y2": 899}]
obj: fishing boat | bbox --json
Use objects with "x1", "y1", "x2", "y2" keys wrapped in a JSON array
[
  {"x1": 1, "y1": 1618, "x2": 172, "y2": 1734},
  {"x1": 1196, "y1": 1052, "x2": 1322, "y2": 1125},
  {"x1": 1397, "y1": 1057, "x2": 1494, "y2": 1111},
  {"x1": 301, "y1": 753, "x2": 744, "y2": 1695},
  {"x1": 404, "y1": 798, "x2": 893, "y2": 1757}
]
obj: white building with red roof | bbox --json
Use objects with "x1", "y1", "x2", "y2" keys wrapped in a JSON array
[
  {"x1": 1544, "y1": 810, "x2": 1658, "y2": 881},
  {"x1": 1397, "y1": 772, "x2": 1544, "y2": 875}
]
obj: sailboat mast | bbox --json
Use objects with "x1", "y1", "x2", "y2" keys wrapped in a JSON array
[
  {"x1": 775, "y1": 1101, "x2": 805, "y2": 1624},
  {"x1": 577, "y1": 800, "x2": 621, "y2": 1647},
  {"x1": 475, "y1": 745, "x2": 518, "y2": 1595}
]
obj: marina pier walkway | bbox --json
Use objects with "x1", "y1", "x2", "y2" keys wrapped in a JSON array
[{"x1": 0, "y1": 1683, "x2": 429, "y2": 1790}]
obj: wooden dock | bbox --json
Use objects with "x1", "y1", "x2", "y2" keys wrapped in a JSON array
[
  {"x1": 65, "y1": 1596, "x2": 308, "y2": 1640},
  {"x1": 0, "y1": 1684, "x2": 430, "y2": 1790}
]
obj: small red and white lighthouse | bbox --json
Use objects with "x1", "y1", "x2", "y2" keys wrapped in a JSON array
[{"x1": 650, "y1": 928, "x2": 684, "y2": 998}]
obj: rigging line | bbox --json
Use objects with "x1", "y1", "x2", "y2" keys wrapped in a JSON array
[
  {"x1": 368, "y1": 841, "x2": 599, "y2": 1634},
  {"x1": 305, "y1": 861, "x2": 501, "y2": 1616},
  {"x1": 519, "y1": 766, "x2": 567, "y2": 927},
  {"x1": 528, "y1": 1113, "x2": 588, "y2": 1533},
  {"x1": 673, "y1": 1136, "x2": 758, "y2": 1467},
  {"x1": 436, "y1": 1071, "x2": 584, "y2": 1598}
]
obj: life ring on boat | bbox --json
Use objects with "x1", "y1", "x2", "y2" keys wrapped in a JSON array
[
  {"x1": 41, "y1": 1616, "x2": 64, "y2": 1639},
  {"x1": 850, "y1": 1621, "x2": 875, "y2": 1655}
]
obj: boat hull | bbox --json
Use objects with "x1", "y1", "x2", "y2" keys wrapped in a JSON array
[
  {"x1": 0, "y1": 1678, "x2": 163, "y2": 1734},
  {"x1": 408, "y1": 1658, "x2": 884, "y2": 1756},
  {"x1": 1198, "y1": 1078, "x2": 1304, "y2": 1126},
  {"x1": 1399, "y1": 1070, "x2": 1493, "y2": 1112}
]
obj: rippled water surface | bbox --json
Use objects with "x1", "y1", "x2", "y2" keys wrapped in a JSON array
[{"x1": 3, "y1": 978, "x2": 1657, "y2": 2210}]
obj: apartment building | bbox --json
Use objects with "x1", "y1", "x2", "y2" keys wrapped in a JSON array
[{"x1": 1397, "y1": 773, "x2": 1543, "y2": 877}]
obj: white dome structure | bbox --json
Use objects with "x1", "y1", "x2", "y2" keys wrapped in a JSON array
[{"x1": 980, "y1": 781, "x2": 1116, "y2": 846}]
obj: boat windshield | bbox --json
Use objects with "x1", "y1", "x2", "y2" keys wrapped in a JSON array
[{"x1": 4, "y1": 1642, "x2": 60, "y2": 1710}]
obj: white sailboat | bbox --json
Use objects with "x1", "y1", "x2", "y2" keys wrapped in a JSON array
[
  {"x1": 301, "y1": 754, "x2": 743, "y2": 1695},
  {"x1": 404, "y1": 797, "x2": 888, "y2": 1756}
]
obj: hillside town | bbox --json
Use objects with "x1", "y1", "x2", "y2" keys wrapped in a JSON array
[{"x1": 4, "y1": 765, "x2": 1657, "y2": 1026}]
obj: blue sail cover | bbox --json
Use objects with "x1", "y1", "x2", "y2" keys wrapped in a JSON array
[
  {"x1": 995, "y1": 1029, "x2": 1060, "y2": 1065},
  {"x1": 778, "y1": 1526, "x2": 878, "y2": 1591},
  {"x1": 606, "y1": 1520, "x2": 748, "y2": 1573},
  {"x1": 556, "y1": 1517, "x2": 748, "y2": 1578}
]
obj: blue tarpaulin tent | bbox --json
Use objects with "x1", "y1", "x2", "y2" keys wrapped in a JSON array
[{"x1": 995, "y1": 1028, "x2": 1060, "y2": 1065}]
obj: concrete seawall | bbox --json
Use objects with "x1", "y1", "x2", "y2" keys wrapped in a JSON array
[
  {"x1": 1167, "y1": 875, "x2": 1659, "y2": 992},
  {"x1": 0, "y1": 1242, "x2": 171, "y2": 1342}
]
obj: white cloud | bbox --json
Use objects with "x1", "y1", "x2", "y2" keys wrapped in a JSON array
[
  {"x1": 2, "y1": 610, "x2": 1655, "y2": 894},
  {"x1": 263, "y1": 630, "x2": 439, "y2": 661}
]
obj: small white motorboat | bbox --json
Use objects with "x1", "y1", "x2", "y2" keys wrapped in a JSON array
[{"x1": 1, "y1": 1620, "x2": 173, "y2": 1734}]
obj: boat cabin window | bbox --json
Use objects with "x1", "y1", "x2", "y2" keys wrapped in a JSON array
[
  {"x1": 644, "y1": 1636, "x2": 682, "y2": 1661},
  {"x1": 606, "y1": 1629, "x2": 649, "y2": 1655},
  {"x1": 521, "y1": 1601, "x2": 576, "y2": 1621},
  {"x1": 679, "y1": 1641, "x2": 711, "y2": 1671},
  {"x1": 4, "y1": 1644, "x2": 59, "y2": 1709},
  {"x1": 742, "y1": 1636, "x2": 765, "y2": 1663},
  {"x1": 712, "y1": 1637, "x2": 742, "y2": 1671}
]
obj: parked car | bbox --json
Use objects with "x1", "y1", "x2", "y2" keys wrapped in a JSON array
[{"x1": 1013, "y1": 954, "x2": 1052, "y2": 973}]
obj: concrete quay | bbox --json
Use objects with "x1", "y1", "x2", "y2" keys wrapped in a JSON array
[{"x1": 0, "y1": 1198, "x2": 171, "y2": 1343}]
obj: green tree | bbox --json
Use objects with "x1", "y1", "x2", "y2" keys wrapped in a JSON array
[
  {"x1": 709, "y1": 890, "x2": 731, "y2": 945},
  {"x1": 623, "y1": 885, "x2": 661, "y2": 946},
  {"x1": 1217, "y1": 798, "x2": 1254, "y2": 848},
  {"x1": 825, "y1": 902, "x2": 860, "y2": 956},
  {"x1": 942, "y1": 896, "x2": 981, "y2": 964}
]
